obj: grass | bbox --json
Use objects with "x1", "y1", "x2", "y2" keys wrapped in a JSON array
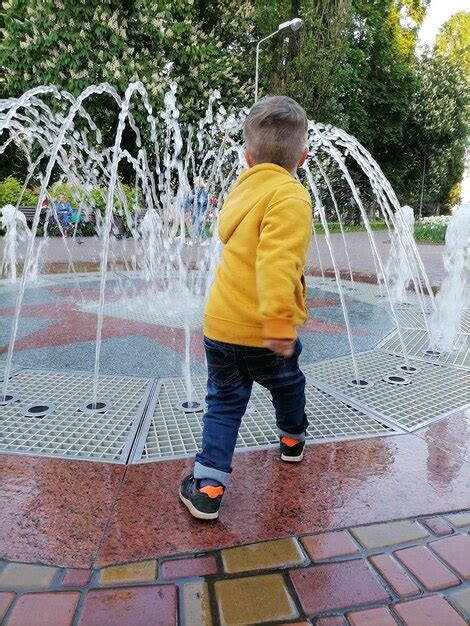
[
  {"x1": 313, "y1": 221, "x2": 388, "y2": 234},
  {"x1": 313, "y1": 220, "x2": 446, "y2": 243}
]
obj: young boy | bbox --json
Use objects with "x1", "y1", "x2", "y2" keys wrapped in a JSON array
[{"x1": 180, "y1": 96, "x2": 312, "y2": 520}]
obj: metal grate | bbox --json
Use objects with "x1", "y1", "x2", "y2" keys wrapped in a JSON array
[
  {"x1": 304, "y1": 351, "x2": 470, "y2": 431},
  {"x1": 377, "y1": 328, "x2": 470, "y2": 370},
  {"x1": 80, "y1": 292, "x2": 205, "y2": 330},
  {"x1": 130, "y1": 376, "x2": 399, "y2": 463},
  {"x1": 306, "y1": 275, "x2": 434, "y2": 314},
  {"x1": 0, "y1": 363, "x2": 22, "y2": 381},
  {"x1": 0, "y1": 369, "x2": 153, "y2": 462}
]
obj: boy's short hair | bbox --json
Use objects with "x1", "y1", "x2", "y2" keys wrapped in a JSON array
[{"x1": 243, "y1": 96, "x2": 308, "y2": 171}]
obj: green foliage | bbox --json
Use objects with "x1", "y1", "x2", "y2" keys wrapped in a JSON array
[
  {"x1": 0, "y1": 176, "x2": 37, "y2": 206},
  {"x1": 436, "y1": 11, "x2": 470, "y2": 78},
  {"x1": 398, "y1": 44, "x2": 469, "y2": 211},
  {"x1": 0, "y1": 0, "x2": 467, "y2": 217},
  {"x1": 87, "y1": 184, "x2": 139, "y2": 217},
  {"x1": 414, "y1": 219, "x2": 448, "y2": 243},
  {"x1": 0, "y1": 0, "x2": 254, "y2": 121},
  {"x1": 0, "y1": 177, "x2": 139, "y2": 225}
]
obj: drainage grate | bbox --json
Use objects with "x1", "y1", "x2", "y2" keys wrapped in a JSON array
[
  {"x1": 393, "y1": 309, "x2": 469, "y2": 333},
  {"x1": 0, "y1": 363, "x2": 22, "y2": 382},
  {"x1": 306, "y1": 276, "x2": 434, "y2": 320},
  {"x1": 130, "y1": 377, "x2": 399, "y2": 463},
  {"x1": 377, "y1": 329, "x2": 470, "y2": 370},
  {"x1": 80, "y1": 292, "x2": 205, "y2": 330},
  {"x1": 304, "y1": 351, "x2": 470, "y2": 431},
  {"x1": 0, "y1": 369, "x2": 153, "y2": 462}
]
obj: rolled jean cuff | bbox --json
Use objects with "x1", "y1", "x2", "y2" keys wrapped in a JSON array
[
  {"x1": 278, "y1": 428, "x2": 305, "y2": 442},
  {"x1": 194, "y1": 461, "x2": 230, "y2": 487}
]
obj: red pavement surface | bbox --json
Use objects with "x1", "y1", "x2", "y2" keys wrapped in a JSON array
[
  {"x1": 0, "y1": 231, "x2": 446, "y2": 285},
  {"x1": 308, "y1": 231, "x2": 445, "y2": 287},
  {"x1": 1, "y1": 407, "x2": 468, "y2": 569}
]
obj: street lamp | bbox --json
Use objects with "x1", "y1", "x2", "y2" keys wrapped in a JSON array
[{"x1": 254, "y1": 18, "x2": 303, "y2": 103}]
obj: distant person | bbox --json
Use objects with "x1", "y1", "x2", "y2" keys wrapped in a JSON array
[
  {"x1": 192, "y1": 178, "x2": 209, "y2": 238},
  {"x1": 179, "y1": 96, "x2": 312, "y2": 520},
  {"x1": 55, "y1": 194, "x2": 82, "y2": 244},
  {"x1": 182, "y1": 179, "x2": 209, "y2": 239},
  {"x1": 55, "y1": 194, "x2": 72, "y2": 234}
]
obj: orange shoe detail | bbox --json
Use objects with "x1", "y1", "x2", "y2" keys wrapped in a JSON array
[
  {"x1": 281, "y1": 436, "x2": 300, "y2": 447},
  {"x1": 199, "y1": 485, "x2": 224, "y2": 498}
]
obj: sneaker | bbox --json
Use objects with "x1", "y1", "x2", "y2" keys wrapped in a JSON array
[
  {"x1": 179, "y1": 474, "x2": 224, "y2": 520},
  {"x1": 280, "y1": 437, "x2": 305, "y2": 462}
]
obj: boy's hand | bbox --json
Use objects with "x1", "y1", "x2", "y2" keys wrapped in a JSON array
[{"x1": 264, "y1": 339, "x2": 295, "y2": 357}]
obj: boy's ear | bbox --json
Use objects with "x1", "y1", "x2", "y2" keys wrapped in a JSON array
[
  {"x1": 297, "y1": 147, "x2": 308, "y2": 169},
  {"x1": 244, "y1": 149, "x2": 255, "y2": 168}
]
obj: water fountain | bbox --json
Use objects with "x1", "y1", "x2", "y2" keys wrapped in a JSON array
[
  {"x1": 1, "y1": 204, "x2": 30, "y2": 283},
  {"x1": 382, "y1": 204, "x2": 416, "y2": 304},
  {"x1": 429, "y1": 203, "x2": 470, "y2": 354},
  {"x1": 0, "y1": 83, "x2": 468, "y2": 463}
]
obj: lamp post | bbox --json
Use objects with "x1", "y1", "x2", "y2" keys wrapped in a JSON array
[{"x1": 254, "y1": 18, "x2": 303, "y2": 103}]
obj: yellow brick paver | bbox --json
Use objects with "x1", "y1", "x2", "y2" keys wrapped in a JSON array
[
  {"x1": 350, "y1": 520, "x2": 428, "y2": 549},
  {"x1": 446, "y1": 512, "x2": 470, "y2": 528},
  {"x1": 183, "y1": 582, "x2": 213, "y2": 626},
  {"x1": 99, "y1": 560, "x2": 157, "y2": 585},
  {"x1": 0, "y1": 563, "x2": 57, "y2": 590},
  {"x1": 222, "y1": 538, "x2": 304, "y2": 573},
  {"x1": 215, "y1": 574, "x2": 298, "y2": 625}
]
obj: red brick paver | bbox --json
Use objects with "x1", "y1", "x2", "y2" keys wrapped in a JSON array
[
  {"x1": 301, "y1": 530, "x2": 359, "y2": 561},
  {"x1": 394, "y1": 545, "x2": 460, "y2": 591},
  {"x1": 78, "y1": 585, "x2": 178, "y2": 626},
  {"x1": 290, "y1": 559, "x2": 389, "y2": 615},
  {"x1": 0, "y1": 593, "x2": 15, "y2": 621},
  {"x1": 421, "y1": 517, "x2": 454, "y2": 536},
  {"x1": 393, "y1": 595, "x2": 467, "y2": 626},
  {"x1": 162, "y1": 556, "x2": 218, "y2": 580},
  {"x1": 6, "y1": 592, "x2": 80, "y2": 626},
  {"x1": 429, "y1": 534, "x2": 470, "y2": 580},
  {"x1": 369, "y1": 554, "x2": 420, "y2": 597},
  {"x1": 315, "y1": 617, "x2": 346, "y2": 625},
  {"x1": 348, "y1": 607, "x2": 397, "y2": 625},
  {"x1": 60, "y1": 568, "x2": 92, "y2": 588}
]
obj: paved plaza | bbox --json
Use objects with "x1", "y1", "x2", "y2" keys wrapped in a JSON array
[{"x1": 0, "y1": 233, "x2": 468, "y2": 625}]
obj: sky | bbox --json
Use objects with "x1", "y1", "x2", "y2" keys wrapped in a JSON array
[{"x1": 417, "y1": 0, "x2": 468, "y2": 49}]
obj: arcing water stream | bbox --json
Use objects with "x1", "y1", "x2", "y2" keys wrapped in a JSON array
[{"x1": 0, "y1": 82, "x2": 451, "y2": 405}]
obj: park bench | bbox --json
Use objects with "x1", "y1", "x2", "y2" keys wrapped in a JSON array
[{"x1": 17, "y1": 205, "x2": 147, "y2": 235}]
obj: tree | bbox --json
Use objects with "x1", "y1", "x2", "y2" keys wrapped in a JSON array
[
  {"x1": 435, "y1": 11, "x2": 470, "y2": 79},
  {"x1": 253, "y1": 0, "x2": 352, "y2": 123},
  {"x1": 253, "y1": 1, "x2": 428, "y2": 157},
  {"x1": 396, "y1": 12, "x2": 469, "y2": 214},
  {"x1": 402, "y1": 50, "x2": 469, "y2": 213},
  {"x1": 0, "y1": 0, "x2": 254, "y2": 120}
]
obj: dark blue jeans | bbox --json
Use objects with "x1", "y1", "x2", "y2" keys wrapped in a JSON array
[{"x1": 194, "y1": 337, "x2": 308, "y2": 486}]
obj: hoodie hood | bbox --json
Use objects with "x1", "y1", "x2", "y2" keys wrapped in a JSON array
[{"x1": 218, "y1": 163, "x2": 298, "y2": 244}]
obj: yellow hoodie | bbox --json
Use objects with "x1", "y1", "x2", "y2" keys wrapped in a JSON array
[{"x1": 204, "y1": 163, "x2": 312, "y2": 347}]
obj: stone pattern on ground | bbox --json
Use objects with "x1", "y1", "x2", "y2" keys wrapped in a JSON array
[{"x1": 0, "y1": 511, "x2": 468, "y2": 625}]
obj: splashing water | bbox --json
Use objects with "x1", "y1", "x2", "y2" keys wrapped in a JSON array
[
  {"x1": 382, "y1": 205, "x2": 416, "y2": 304},
  {"x1": 1, "y1": 204, "x2": 30, "y2": 283},
  {"x1": 429, "y1": 204, "x2": 470, "y2": 353},
  {"x1": 0, "y1": 82, "x2": 440, "y2": 401}
]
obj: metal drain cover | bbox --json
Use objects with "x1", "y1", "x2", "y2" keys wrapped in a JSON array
[
  {"x1": 304, "y1": 351, "x2": 470, "y2": 431},
  {"x1": 377, "y1": 329, "x2": 469, "y2": 370},
  {"x1": 21, "y1": 403, "x2": 56, "y2": 418},
  {"x1": 0, "y1": 369, "x2": 153, "y2": 462},
  {"x1": 130, "y1": 376, "x2": 400, "y2": 463}
]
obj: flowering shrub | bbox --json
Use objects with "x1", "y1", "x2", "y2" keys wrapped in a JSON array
[{"x1": 414, "y1": 216, "x2": 449, "y2": 243}]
